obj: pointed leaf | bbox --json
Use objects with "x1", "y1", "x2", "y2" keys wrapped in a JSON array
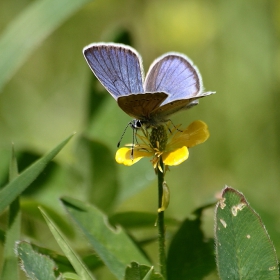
[
  {"x1": 39, "y1": 207, "x2": 95, "y2": 280},
  {"x1": 0, "y1": 134, "x2": 74, "y2": 214},
  {"x1": 61, "y1": 197, "x2": 150, "y2": 280},
  {"x1": 16, "y1": 241, "x2": 56, "y2": 280},
  {"x1": 0, "y1": 0, "x2": 92, "y2": 90},
  {"x1": 215, "y1": 187, "x2": 279, "y2": 279}
]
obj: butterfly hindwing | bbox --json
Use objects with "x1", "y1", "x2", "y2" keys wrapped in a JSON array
[
  {"x1": 117, "y1": 92, "x2": 168, "y2": 119},
  {"x1": 151, "y1": 91, "x2": 213, "y2": 119},
  {"x1": 83, "y1": 43, "x2": 144, "y2": 100}
]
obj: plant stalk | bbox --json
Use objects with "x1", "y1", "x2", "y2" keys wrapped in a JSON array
[{"x1": 157, "y1": 157, "x2": 167, "y2": 278}]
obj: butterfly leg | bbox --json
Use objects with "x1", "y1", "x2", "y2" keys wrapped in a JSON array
[{"x1": 165, "y1": 119, "x2": 183, "y2": 133}]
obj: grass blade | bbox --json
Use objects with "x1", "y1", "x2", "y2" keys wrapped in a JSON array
[
  {"x1": 0, "y1": 133, "x2": 74, "y2": 213},
  {"x1": 40, "y1": 207, "x2": 95, "y2": 280}
]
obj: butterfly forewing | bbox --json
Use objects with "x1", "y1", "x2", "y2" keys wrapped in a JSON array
[
  {"x1": 83, "y1": 43, "x2": 144, "y2": 100},
  {"x1": 117, "y1": 92, "x2": 168, "y2": 119},
  {"x1": 144, "y1": 53, "x2": 202, "y2": 105}
]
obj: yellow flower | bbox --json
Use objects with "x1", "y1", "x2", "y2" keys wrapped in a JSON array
[{"x1": 115, "y1": 120, "x2": 209, "y2": 169}]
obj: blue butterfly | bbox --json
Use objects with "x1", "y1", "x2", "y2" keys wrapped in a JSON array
[{"x1": 83, "y1": 43, "x2": 214, "y2": 130}]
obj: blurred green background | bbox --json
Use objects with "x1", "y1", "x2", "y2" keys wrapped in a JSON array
[{"x1": 0, "y1": 0, "x2": 280, "y2": 278}]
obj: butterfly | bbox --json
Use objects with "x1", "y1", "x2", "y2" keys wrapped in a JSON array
[{"x1": 83, "y1": 43, "x2": 214, "y2": 131}]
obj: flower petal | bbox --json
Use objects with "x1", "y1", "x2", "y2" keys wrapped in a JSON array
[
  {"x1": 168, "y1": 120, "x2": 209, "y2": 150},
  {"x1": 186, "y1": 120, "x2": 209, "y2": 147},
  {"x1": 115, "y1": 147, "x2": 152, "y2": 166},
  {"x1": 162, "y1": 146, "x2": 189, "y2": 166}
]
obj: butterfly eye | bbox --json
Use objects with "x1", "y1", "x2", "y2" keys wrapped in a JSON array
[
  {"x1": 130, "y1": 119, "x2": 142, "y2": 129},
  {"x1": 135, "y1": 120, "x2": 142, "y2": 128}
]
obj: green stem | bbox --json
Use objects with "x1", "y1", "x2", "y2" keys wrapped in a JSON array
[{"x1": 157, "y1": 157, "x2": 167, "y2": 279}]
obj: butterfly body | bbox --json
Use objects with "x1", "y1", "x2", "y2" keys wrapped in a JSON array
[{"x1": 83, "y1": 43, "x2": 214, "y2": 129}]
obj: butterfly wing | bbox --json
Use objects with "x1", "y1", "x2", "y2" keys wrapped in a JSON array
[
  {"x1": 144, "y1": 52, "x2": 213, "y2": 106},
  {"x1": 117, "y1": 92, "x2": 168, "y2": 119},
  {"x1": 150, "y1": 91, "x2": 213, "y2": 120},
  {"x1": 83, "y1": 43, "x2": 144, "y2": 100}
]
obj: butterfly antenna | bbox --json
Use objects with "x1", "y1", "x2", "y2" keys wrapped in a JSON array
[{"x1": 117, "y1": 121, "x2": 132, "y2": 148}]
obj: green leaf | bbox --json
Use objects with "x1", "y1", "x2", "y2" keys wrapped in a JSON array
[
  {"x1": 0, "y1": 0, "x2": 93, "y2": 90},
  {"x1": 61, "y1": 196, "x2": 150, "y2": 280},
  {"x1": 30, "y1": 243, "x2": 103, "y2": 273},
  {"x1": 125, "y1": 262, "x2": 163, "y2": 280},
  {"x1": 1, "y1": 145, "x2": 21, "y2": 280},
  {"x1": 28, "y1": 243, "x2": 76, "y2": 274},
  {"x1": 166, "y1": 210, "x2": 215, "y2": 280},
  {"x1": 39, "y1": 207, "x2": 95, "y2": 280},
  {"x1": 215, "y1": 186, "x2": 279, "y2": 279},
  {"x1": 16, "y1": 241, "x2": 57, "y2": 280},
  {"x1": 0, "y1": 133, "x2": 74, "y2": 214}
]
